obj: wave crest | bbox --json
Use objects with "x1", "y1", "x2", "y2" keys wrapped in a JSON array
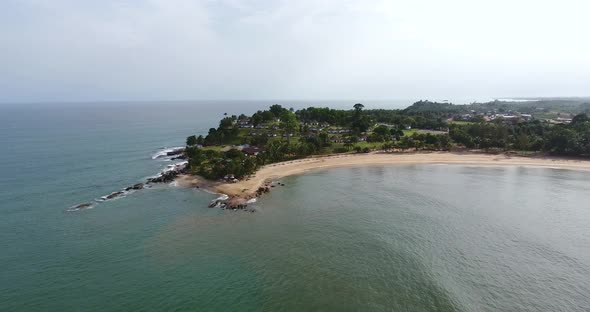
[{"x1": 152, "y1": 147, "x2": 184, "y2": 160}]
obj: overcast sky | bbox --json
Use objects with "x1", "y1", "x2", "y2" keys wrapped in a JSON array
[{"x1": 1, "y1": 0, "x2": 589, "y2": 103}]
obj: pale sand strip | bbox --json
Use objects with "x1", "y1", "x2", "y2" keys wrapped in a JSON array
[{"x1": 176, "y1": 152, "x2": 590, "y2": 198}]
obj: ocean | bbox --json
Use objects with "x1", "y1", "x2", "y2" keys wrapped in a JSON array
[{"x1": 1, "y1": 101, "x2": 589, "y2": 311}]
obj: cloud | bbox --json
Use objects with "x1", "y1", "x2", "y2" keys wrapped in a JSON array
[{"x1": 1, "y1": 0, "x2": 589, "y2": 102}]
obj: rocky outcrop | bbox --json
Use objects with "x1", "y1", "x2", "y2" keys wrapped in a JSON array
[
  {"x1": 69, "y1": 152, "x2": 189, "y2": 211},
  {"x1": 256, "y1": 185, "x2": 271, "y2": 196},
  {"x1": 125, "y1": 183, "x2": 144, "y2": 191},
  {"x1": 147, "y1": 170, "x2": 182, "y2": 184},
  {"x1": 171, "y1": 155, "x2": 187, "y2": 161},
  {"x1": 166, "y1": 148, "x2": 185, "y2": 156},
  {"x1": 73, "y1": 203, "x2": 93, "y2": 209},
  {"x1": 66, "y1": 202, "x2": 94, "y2": 212},
  {"x1": 88, "y1": 165, "x2": 187, "y2": 207},
  {"x1": 105, "y1": 191, "x2": 124, "y2": 200},
  {"x1": 208, "y1": 196, "x2": 256, "y2": 212}
]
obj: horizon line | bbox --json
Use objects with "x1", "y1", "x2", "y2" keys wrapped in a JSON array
[{"x1": 2, "y1": 96, "x2": 590, "y2": 106}]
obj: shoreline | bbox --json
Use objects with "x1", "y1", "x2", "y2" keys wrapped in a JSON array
[{"x1": 176, "y1": 151, "x2": 590, "y2": 200}]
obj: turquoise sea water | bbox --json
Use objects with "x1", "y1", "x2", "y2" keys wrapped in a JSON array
[{"x1": 1, "y1": 101, "x2": 589, "y2": 311}]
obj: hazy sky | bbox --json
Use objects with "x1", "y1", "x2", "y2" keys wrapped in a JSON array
[{"x1": 1, "y1": 0, "x2": 589, "y2": 102}]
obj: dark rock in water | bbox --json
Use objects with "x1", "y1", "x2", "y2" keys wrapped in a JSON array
[
  {"x1": 208, "y1": 200, "x2": 221, "y2": 208},
  {"x1": 256, "y1": 186, "x2": 270, "y2": 196},
  {"x1": 207, "y1": 196, "x2": 253, "y2": 212},
  {"x1": 106, "y1": 191, "x2": 124, "y2": 200},
  {"x1": 166, "y1": 148, "x2": 185, "y2": 156},
  {"x1": 67, "y1": 202, "x2": 94, "y2": 211},
  {"x1": 147, "y1": 170, "x2": 181, "y2": 184},
  {"x1": 171, "y1": 155, "x2": 187, "y2": 161},
  {"x1": 124, "y1": 183, "x2": 143, "y2": 191},
  {"x1": 244, "y1": 206, "x2": 257, "y2": 213}
]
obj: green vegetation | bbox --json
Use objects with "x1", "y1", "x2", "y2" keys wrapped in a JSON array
[
  {"x1": 184, "y1": 100, "x2": 590, "y2": 180},
  {"x1": 449, "y1": 114, "x2": 590, "y2": 155},
  {"x1": 449, "y1": 121, "x2": 475, "y2": 125}
]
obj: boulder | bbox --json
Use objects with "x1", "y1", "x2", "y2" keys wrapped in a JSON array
[
  {"x1": 106, "y1": 191, "x2": 124, "y2": 200},
  {"x1": 171, "y1": 155, "x2": 187, "y2": 161},
  {"x1": 147, "y1": 170, "x2": 180, "y2": 184}
]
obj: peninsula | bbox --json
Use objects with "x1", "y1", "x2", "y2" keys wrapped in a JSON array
[{"x1": 177, "y1": 100, "x2": 590, "y2": 209}]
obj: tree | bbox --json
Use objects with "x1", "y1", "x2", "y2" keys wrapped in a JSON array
[
  {"x1": 186, "y1": 135, "x2": 197, "y2": 146},
  {"x1": 391, "y1": 128, "x2": 404, "y2": 140},
  {"x1": 219, "y1": 117, "x2": 234, "y2": 129},
  {"x1": 370, "y1": 125, "x2": 391, "y2": 142},
  {"x1": 544, "y1": 126, "x2": 578, "y2": 155},
  {"x1": 262, "y1": 111, "x2": 274, "y2": 121},
  {"x1": 353, "y1": 103, "x2": 364, "y2": 113},
  {"x1": 373, "y1": 125, "x2": 389, "y2": 136},
  {"x1": 351, "y1": 103, "x2": 370, "y2": 133},
  {"x1": 270, "y1": 104, "x2": 285, "y2": 118},
  {"x1": 280, "y1": 110, "x2": 298, "y2": 142},
  {"x1": 515, "y1": 133, "x2": 531, "y2": 151},
  {"x1": 572, "y1": 113, "x2": 590, "y2": 125},
  {"x1": 438, "y1": 135, "x2": 451, "y2": 150},
  {"x1": 398, "y1": 136, "x2": 414, "y2": 151},
  {"x1": 196, "y1": 135, "x2": 205, "y2": 145},
  {"x1": 251, "y1": 112, "x2": 263, "y2": 126},
  {"x1": 243, "y1": 157, "x2": 258, "y2": 174}
]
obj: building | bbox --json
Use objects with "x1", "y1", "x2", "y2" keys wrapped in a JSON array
[{"x1": 242, "y1": 146, "x2": 263, "y2": 156}]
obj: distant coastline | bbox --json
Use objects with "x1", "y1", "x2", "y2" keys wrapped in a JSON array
[{"x1": 176, "y1": 151, "x2": 590, "y2": 204}]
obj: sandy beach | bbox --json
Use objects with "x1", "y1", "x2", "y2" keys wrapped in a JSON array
[{"x1": 176, "y1": 152, "x2": 590, "y2": 198}]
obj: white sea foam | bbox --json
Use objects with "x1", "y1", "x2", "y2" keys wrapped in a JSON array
[
  {"x1": 161, "y1": 161, "x2": 188, "y2": 173},
  {"x1": 152, "y1": 147, "x2": 184, "y2": 160},
  {"x1": 246, "y1": 198, "x2": 257, "y2": 204},
  {"x1": 216, "y1": 194, "x2": 229, "y2": 201}
]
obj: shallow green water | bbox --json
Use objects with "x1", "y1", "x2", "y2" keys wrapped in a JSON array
[
  {"x1": 1, "y1": 103, "x2": 590, "y2": 311},
  {"x1": 6, "y1": 166, "x2": 589, "y2": 312}
]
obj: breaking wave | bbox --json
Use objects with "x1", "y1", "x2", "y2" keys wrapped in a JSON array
[{"x1": 152, "y1": 147, "x2": 184, "y2": 160}]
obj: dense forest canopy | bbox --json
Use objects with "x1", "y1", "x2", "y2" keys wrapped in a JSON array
[{"x1": 184, "y1": 99, "x2": 590, "y2": 180}]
